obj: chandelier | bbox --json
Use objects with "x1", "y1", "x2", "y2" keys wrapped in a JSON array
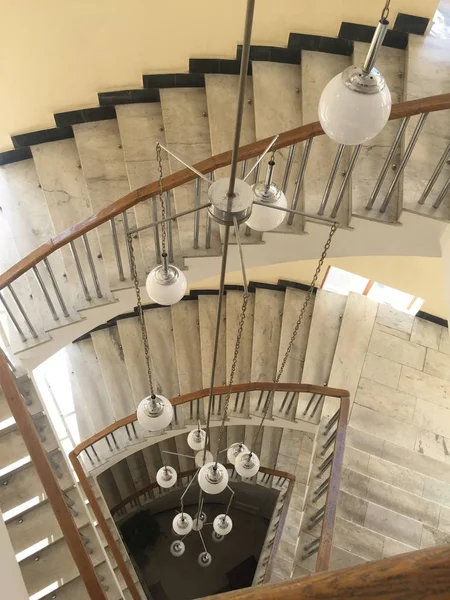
[{"x1": 125, "y1": 0, "x2": 392, "y2": 568}]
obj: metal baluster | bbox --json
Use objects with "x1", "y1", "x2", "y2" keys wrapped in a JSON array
[
  {"x1": 379, "y1": 113, "x2": 429, "y2": 213},
  {"x1": 82, "y1": 234, "x2": 102, "y2": 298},
  {"x1": 110, "y1": 432, "x2": 119, "y2": 450},
  {"x1": 256, "y1": 390, "x2": 264, "y2": 411},
  {"x1": 152, "y1": 197, "x2": 162, "y2": 265},
  {"x1": 281, "y1": 144, "x2": 297, "y2": 193},
  {"x1": 194, "y1": 178, "x2": 201, "y2": 249},
  {"x1": 32, "y1": 266, "x2": 59, "y2": 321},
  {"x1": 205, "y1": 173, "x2": 213, "y2": 249},
  {"x1": 366, "y1": 117, "x2": 410, "y2": 209},
  {"x1": 279, "y1": 391, "x2": 290, "y2": 413},
  {"x1": 302, "y1": 537, "x2": 320, "y2": 558},
  {"x1": 317, "y1": 453, "x2": 334, "y2": 477},
  {"x1": 310, "y1": 394, "x2": 324, "y2": 419},
  {"x1": 324, "y1": 409, "x2": 340, "y2": 435},
  {"x1": 234, "y1": 393, "x2": 239, "y2": 412},
  {"x1": 240, "y1": 392, "x2": 246, "y2": 413},
  {"x1": 318, "y1": 144, "x2": 345, "y2": 215},
  {"x1": 286, "y1": 392, "x2": 296, "y2": 415},
  {"x1": 110, "y1": 218, "x2": 125, "y2": 281},
  {"x1": 308, "y1": 506, "x2": 325, "y2": 529},
  {"x1": 131, "y1": 422, "x2": 138, "y2": 439},
  {"x1": 122, "y1": 211, "x2": 133, "y2": 277},
  {"x1": 313, "y1": 480, "x2": 330, "y2": 501},
  {"x1": 105, "y1": 436, "x2": 113, "y2": 452},
  {"x1": 432, "y1": 175, "x2": 450, "y2": 209},
  {"x1": 303, "y1": 393, "x2": 317, "y2": 416},
  {"x1": 43, "y1": 258, "x2": 69, "y2": 317},
  {"x1": 321, "y1": 430, "x2": 337, "y2": 455},
  {"x1": 4, "y1": 353, "x2": 15, "y2": 372},
  {"x1": 1, "y1": 288, "x2": 33, "y2": 340},
  {"x1": 92, "y1": 446, "x2": 101, "y2": 463},
  {"x1": 165, "y1": 192, "x2": 174, "y2": 262},
  {"x1": 288, "y1": 138, "x2": 313, "y2": 225},
  {"x1": 330, "y1": 145, "x2": 362, "y2": 218},
  {"x1": 418, "y1": 142, "x2": 450, "y2": 205},
  {"x1": 69, "y1": 241, "x2": 91, "y2": 301},
  {"x1": 241, "y1": 160, "x2": 248, "y2": 179},
  {"x1": 125, "y1": 424, "x2": 132, "y2": 442}
]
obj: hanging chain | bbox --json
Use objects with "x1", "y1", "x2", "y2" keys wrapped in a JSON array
[
  {"x1": 214, "y1": 291, "x2": 250, "y2": 465},
  {"x1": 156, "y1": 143, "x2": 167, "y2": 256},
  {"x1": 127, "y1": 233, "x2": 155, "y2": 396},
  {"x1": 251, "y1": 222, "x2": 338, "y2": 449},
  {"x1": 381, "y1": 0, "x2": 390, "y2": 20}
]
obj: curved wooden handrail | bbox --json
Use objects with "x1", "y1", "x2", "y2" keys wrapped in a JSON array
[
  {"x1": 72, "y1": 381, "x2": 350, "y2": 456},
  {"x1": 1, "y1": 93, "x2": 449, "y2": 291},
  {"x1": 110, "y1": 464, "x2": 296, "y2": 516}
]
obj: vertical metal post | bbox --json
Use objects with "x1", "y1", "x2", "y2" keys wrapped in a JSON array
[
  {"x1": 7, "y1": 284, "x2": 38, "y2": 339},
  {"x1": 33, "y1": 266, "x2": 59, "y2": 321},
  {"x1": 110, "y1": 219, "x2": 125, "y2": 281},
  {"x1": 379, "y1": 113, "x2": 429, "y2": 213},
  {"x1": 70, "y1": 241, "x2": 91, "y2": 301},
  {"x1": 205, "y1": 173, "x2": 213, "y2": 249},
  {"x1": 165, "y1": 192, "x2": 174, "y2": 262},
  {"x1": 288, "y1": 138, "x2": 313, "y2": 225},
  {"x1": 318, "y1": 144, "x2": 345, "y2": 215},
  {"x1": 418, "y1": 141, "x2": 450, "y2": 205},
  {"x1": 432, "y1": 176, "x2": 450, "y2": 209},
  {"x1": 82, "y1": 234, "x2": 102, "y2": 298},
  {"x1": 281, "y1": 144, "x2": 296, "y2": 193},
  {"x1": 194, "y1": 178, "x2": 201, "y2": 249},
  {"x1": 122, "y1": 211, "x2": 133, "y2": 276},
  {"x1": 0, "y1": 292, "x2": 27, "y2": 342},
  {"x1": 43, "y1": 258, "x2": 69, "y2": 318},
  {"x1": 330, "y1": 145, "x2": 361, "y2": 218}
]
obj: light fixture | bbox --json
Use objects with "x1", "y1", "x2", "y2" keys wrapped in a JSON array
[
  {"x1": 212, "y1": 531, "x2": 224, "y2": 543},
  {"x1": 247, "y1": 160, "x2": 287, "y2": 232},
  {"x1": 136, "y1": 394, "x2": 173, "y2": 432},
  {"x1": 213, "y1": 514, "x2": 233, "y2": 536},
  {"x1": 195, "y1": 449, "x2": 213, "y2": 468},
  {"x1": 187, "y1": 427, "x2": 206, "y2": 451},
  {"x1": 146, "y1": 252, "x2": 187, "y2": 306},
  {"x1": 198, "y1": 551, "x2": 212, "y2": 568},
  {"x1": 170, "y1": 540, "x2": 185, "y2": 557},
  {"x1": 156, "y1": 465, "x2": 177, "y2": 488},
  {"x1": 172, "y1": 513, "x2": 193, "y2": 535},
  {"x1": 227, "y1": 442, "x2": 248, "y2": 466},
  {"x1": 198, "y1": 462, "x2": 229, "y2": 495},
  {"x1": 235, "y1": 451, "x2": 260, "y2": 478},
  {"x1": 318, "y1": 1, "x2": 392, "y2": 145},
  {"x1": 192, "y1": 511, "x2": 207, "y2": 531}
]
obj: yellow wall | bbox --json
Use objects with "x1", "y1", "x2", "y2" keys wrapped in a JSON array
[
  {"x1": 191, "y1": 256, "x2": 447, "y2": 319},
  {"x1": 0, "y1": 0, "x2": 438, "y2": 151}
]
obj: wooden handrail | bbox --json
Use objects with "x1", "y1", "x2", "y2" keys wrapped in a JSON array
[
  {"x1": 0, "y1": 93, "x2": 449, "y2": 291},
  {"x1": 200, "y1": 544, "x2": 450, "y2": 599},
  {"x1": 72, "y1": 381, "x2": 350, "y2": 456},
  {"x1": 0, "y1": 351, "x2": 108, "y2": 600},
  {"x1": 110, "y1": 464, "x2": 296, "y2": 516}
]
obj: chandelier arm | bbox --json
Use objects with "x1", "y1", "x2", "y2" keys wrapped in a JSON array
[
  {"x1": 243, "y1": 135, "x2": 280, "y2": 182},
  {"x1": 180, "y1": 468, "x2": 200, "y2": 516},
  {"x1": 223, "y1": 485, "x2": 235, "y2": 520},
  {"x1": 158, "y1": 143, "x2": 211, "y2": 184},
  {"x1": 198, "y1": 529, "x2": 209, "y2": 555},
  {"x1": 162, "y1": 450, "x2": 194, "y2": 460},
  {"x1": 128, "y1": 203, "x2": 211, "y2": 236},
  {"x1": 233, "y1": 216, "x2": 248, "y2": 294},
  {"x1": 252, "y1": 200, "x2": 338, "y2": 225},
  {"x1": 250, "y1": 222, "x2": 338, "y2": 452}
]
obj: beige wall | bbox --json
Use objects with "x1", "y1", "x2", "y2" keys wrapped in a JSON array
[
  {"x1": 191, "y1": 255, "x2": 447, "y2": 319},
  {"x1": 0, "y1": 0, "x2": 437, "y2": 151}
]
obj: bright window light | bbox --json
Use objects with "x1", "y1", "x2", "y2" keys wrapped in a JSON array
[{"x1": 322, "y1": 266, "x2": 369, "y2": 296}]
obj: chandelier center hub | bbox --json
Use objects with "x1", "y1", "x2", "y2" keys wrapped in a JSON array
[{"x1": 208, "y1": 178, "x2": 254, "y2": 225}]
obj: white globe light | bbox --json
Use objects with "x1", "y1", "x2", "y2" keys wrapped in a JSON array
[
  {"x1": 319, "y1": 66, "x2": 391, "y2": 145},
  {"x1": 156, "y1": 465, "x2": 177, "y2": 488},
  {"x1": 187, "y1": 428, "x2": 206, "y2": 451},
  {"x1": 235, "y1": 451, "x2": 260, "y2": 478},
  {"x1": 172, "y1": 513, "x2": 193, "y2": 535},
  {"x1": 198, "y1": 462, "x2": 229, "y2": 495},
  {"x1": 170, "y1": 540, "x2": 185, "y2": 557},
  {"x1": 145, "y1": 257, "x2": 187, "y2": 306},
  {"x1": 137, "y1": 394, "x2": 173, "y2": 432},
  {"x1": 195, "y1": 450, "x2": 213, "y2": 468},
  {"x1": 227, "y1": 442, "x2": 248, "y2": 466},
  {"x1": 247, "y1": 183, "x2": 287, "y2": 232},
  {"x1": 212, "y1": 531, "x2": 224, "y2": 543},
  {"x1": 213, "y1": 514, "x2": 233, "y2": 536},
  {"x1": 198, "y1": 551, "x2": 212, "y2": 567}
]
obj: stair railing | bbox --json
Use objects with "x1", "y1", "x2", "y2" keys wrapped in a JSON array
[
  {"x1": 0, "y1": 350, "x2": 109, "y2": 600},
  {"x1": 69, "y1": 381, "x2": 349, "y2": 588},
  {"x1": 0, "y1": 94, "x2": 449, "y2": 348}
]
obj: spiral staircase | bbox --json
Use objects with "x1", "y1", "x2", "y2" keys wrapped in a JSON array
[{"x1": 0, "y1": 7, "x2": 450, "y2": 600}]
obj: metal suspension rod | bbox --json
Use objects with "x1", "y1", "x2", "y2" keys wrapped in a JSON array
[
  {"x1": 330, "y1": 145, "x2": 362, "y2": 218},
  {"x1": 418, "y1": 141, "x2": 450, "y2": 205},
  {"x1": 151, "y1": 197, "x2": 162, "y2": 264},
  {"x1": 129, "y1": 203, "x2": 211, "y2": 236},
  {"x1": 194, "y1": 178, "x2": 201, "y2": 249},
  {"x1": 362, "y1": 19, "x2": 389, "y2": 74},
  {"x1": 318, "y1": 144, "x2": 345, "y2": 215},
  {"x1": 244, "y1": 136, "x2": 279, "y2": 183},
  {"x1": 252, "y1": 200, "x2": 337, "y2": 225},
  {"x1": 288, "y1": 138, "x2": 313, "y2": 225},
  {"x1": 228, "y1": 0, "x2": 256, "y2": 202},
  {"x1": 379, "y1": 113, "x2": 429, "y2": 213},
  {"x1": 366, "y1": 117, "x2": 410, "y2": 210},
  {"x1": 233, "y1": 216, "x2": 248, "y2": 294},
  {"x1": 165, "y1": 193, "x2": 174, "y2": 263}
]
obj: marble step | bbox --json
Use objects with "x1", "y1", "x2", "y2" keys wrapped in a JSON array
[
  {"x1": 252, "y1": 61, "x2": 304, "y2": 234},
  {"x1": 115, "y1": 102, "x2": 185, "y2": 271},
  {"x1": 350, "y1": 42, "x2": 406, "y2": 223},
  {"x1": 300, "y1": 50, "x2": 351, "y2": 224},
  {"x1": 159, "y1": 87, "x2": 222, "y2": 258},
  {"x1": 0, "y1": 373, "x2": 42, "y2": 429},
  {"x1": 204, "y1": 73, "x2": 262, "y2": 245},
  {"x1": 73, "y1": 119, "x2": 146, "y2": 291}
]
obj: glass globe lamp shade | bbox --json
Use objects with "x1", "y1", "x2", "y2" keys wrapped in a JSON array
[
  {"x1": 198, "y1": 551, "x2": 212, "y2": 567},
  {"x1": 170, "y1": 540, "x2": 185, "y2": 557},
  {"x1": 172, "y1": 513, "x2": 193, "y2": 535},
  {"x1": 318, "y1": 67, "x2": 391, "y2": 145},
  {"x1": 137, "y1": 394, "x2": 173, "y2": 432},
  {"x1": 198, "y1": 462, "x2": 229, "y2": 495},
  {"x1": 156, "y1": 465, "x2": 177, "y2": 489},
  {"x1": 213, "y1": 514, "x2": 233, "y2": 536},
  {"x1": 145, "y1": 261, "x2": 187, "y2": 306},
  {"x1": 235, "y1": 451, "x2": 260, "y2": 478},
  {"x1": 227, "y1": 442, "x2": 248, "y2": 466},
  {"x1": 187, "y1": 428, "x2": 206, "y2": 451},
  {"x1": 212, "y1": 531, "x2": 224, "y2": 543},
  {"x1": 195, "y1": 449, "x2": 213, "y2": 468},
  {"x1": 247, "y1": 184, "x2": 287, "y2": 232}
]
